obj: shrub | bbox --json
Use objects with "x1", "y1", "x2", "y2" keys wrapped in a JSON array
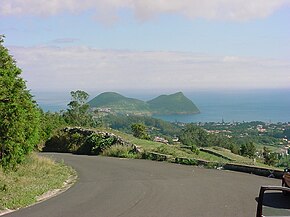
[
  {"x1": 102, "y1": 145, "x2": 140, "y2": 159},
  {"x1": 175, "y1": 157, "x2": 197, "y2": 165},
  {"x1": 91, "y1": 136, "x2": 117, "y2": 154},
  {"x1": 141, "y1": 151, "x2": 170, "y2": 161},
  {"x1": 43, "y1": 129, "x2": 119, "y2": 155}
]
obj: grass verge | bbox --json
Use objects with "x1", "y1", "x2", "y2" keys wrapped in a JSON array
[{"x1": 0, "y1": 153, "x2": 75, "y2": 211}]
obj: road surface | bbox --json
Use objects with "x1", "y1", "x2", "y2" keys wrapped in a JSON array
[{"x1": 4, "y1": 153, "x2": 280, "y2": 217}]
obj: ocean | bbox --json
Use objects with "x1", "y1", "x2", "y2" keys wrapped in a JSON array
[
  {"x1": 154, "y1": 89, "x2": 290, "y2": 123},
  {"x1": 33, "y1": 89, "x2": 290, "y2": 123}
]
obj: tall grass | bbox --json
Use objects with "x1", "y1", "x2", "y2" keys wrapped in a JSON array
[{"x1": 0, "y1": 153, "x2": 75, "y2": 210}]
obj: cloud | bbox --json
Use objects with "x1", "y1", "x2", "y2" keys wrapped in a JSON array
[
  {"x1": 50, "y1": 38, "x2": 79, "y2": 44},
  {"x1": 9, "y1": 46, "x2": 290, "y2": 92},
  {"x1": 1, "y1": 0, "x2": 289, "y2": 22}
]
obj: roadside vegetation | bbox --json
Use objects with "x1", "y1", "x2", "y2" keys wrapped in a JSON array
[
  {"x1": 102, "y1": 145, "x2": 141, "y2": 159},
  {"x1": 0, "y1": 35, "x2": 40, "y2": 169},
  {"x1": 43, "y1": 126, "x2": 280, "y2": 171},
  {"x1": 0, "y1": 153, "x2": 75, "y2": 210},
  {"x1": 0, "y1": 36, "x2": 75, "y2": 211}
]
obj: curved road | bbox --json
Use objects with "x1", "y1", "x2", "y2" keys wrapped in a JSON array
[{"x1": 5, "y1": 153, "x2": 280, "y2": 217}]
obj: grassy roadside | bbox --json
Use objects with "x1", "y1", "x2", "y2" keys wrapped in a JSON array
[
  {"x1": 100, "y1": 127, "x2": 281, "y2": 170},
  {"x1": 0, "y1": 153, "x2": 76, "y2": 211},
  {"x1": 101, "y1": 128, "x2": 233, "y2": 161}
]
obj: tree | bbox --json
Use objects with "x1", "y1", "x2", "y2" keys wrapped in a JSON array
[
  {"x1": 263, "y1": 146, "x2": 278, "y2": 166},
  {"x1": 179, "y1": 124, "x2": 209, "y2": 147},
  {"x1": 240, "y1": 142, "x2": 256, "y2": 158},
  {"x1": 283, "y1": 128, "x2": 290, "y2": 138},
  {"x1": 39, "y1": 110, "x2": 66, "y2": 145},
  {"x1": 0, "y1": 35, "x2": 40, "y2": 169},
  {"x1": 63, "y1": 90, "x2": 95, "y2": 127},
  {"x1": 131, "y1": 123, "x2": 150, "y2": 140},
  {"x1": 228, "y1": 143, "x2": 240, "y2": 155}
]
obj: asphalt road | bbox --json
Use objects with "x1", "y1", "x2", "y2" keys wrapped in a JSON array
[{"x1": 5, "y1": 153, "x2": 280, "y2": 217}]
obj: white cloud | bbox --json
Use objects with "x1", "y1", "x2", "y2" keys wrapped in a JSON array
[
  {"x1": 9, "y1": 46, "x2": 290, "y2": 92},
  {"x1": 50, "y1": 38, "x2": 79, "y2": 44},
  {"x1": 1, "y1": 0, "x2": 289, "y2": 22}
]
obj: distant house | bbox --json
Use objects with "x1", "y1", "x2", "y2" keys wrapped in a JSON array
[
  {"x1": 172, "y1": 137, "x2": 179, "y2": 142},
  {"x1": 279, "y1": 147, "x2": 289, "y2": 156},
  {"x1": 257, "y1": 125, "x2": 266, "y2": 133},
  {"x1": 154, "y1": 136, "x2": 168, "y2": 144},
  {"x1": 97, "y1": 107, "x2": 111, "y2": 113}
]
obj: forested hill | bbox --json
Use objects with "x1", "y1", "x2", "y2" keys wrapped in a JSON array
[
  {"x1": 88, "y1": 92, "x2": 200, "y2": 115},
  {"x1": 88, "y1": 92, "x2": 150, "y2": 114},
  {"x1": 147, "y1": 92, "x2": 200, "y2": 115}
]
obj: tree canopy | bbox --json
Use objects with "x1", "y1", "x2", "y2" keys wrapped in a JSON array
[
  {"x1": 0, "y1": 35, "x2": 40, "y2": 169},
  {"x1": 263, "y1": 146, "x2": 278, "y2": 166},
  {"x1": 131, "y1": 123, "x2": 150, "y2": 140},
  {"x1": 240, "y1": 142, "x2": 256, "y2": 158},
  {"x1": 63, "y1": 90, "x2": 97, "y2": 127},
  {"x1": 179, "y1": 124, "x2": 209, "y2": 147}
]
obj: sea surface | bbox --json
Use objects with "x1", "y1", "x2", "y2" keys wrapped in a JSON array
[{"x1": 33, "y1": 89, "x2": 290, "y2": 123}]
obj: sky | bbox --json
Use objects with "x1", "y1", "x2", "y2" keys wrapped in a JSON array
[{"x1": 0, "y1": 0, "x2": 290, "y2": 95}]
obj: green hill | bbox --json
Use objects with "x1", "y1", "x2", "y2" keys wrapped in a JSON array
[
  {"x1": 88, "y1": 92, "x2": 150, "y2": 114},
  {"x1": 147, "y1": 92, "x2": 200, "y2": 115},
  {"x1": 88, "y1": 92, "x2": 199, "y2": 115}
]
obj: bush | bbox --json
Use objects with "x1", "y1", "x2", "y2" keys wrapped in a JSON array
[
  {"x1": 90, "y1": 136, "x2": 117, "y2": 154},
  {"x1": 131, "y1": 123, "x2": 150, "y2": 140},
  {"x1": 205, "y1": 162, "x2": 224, "y2": 169},
  {"x1": 175, "y1": 157, "x2": 197, "y2": 165},
  {"x1": 102, "y1": 145, "x2": 140, "y2": 159},
  {"x1": 276, "y1": 155, "x2": 289, "y2": 168},
  {"x1": 43, "y1": 128, "x2": 119, "y2": 155},
  {"x1": 141, "y1": 151, "x2": 170, "y2": 161}
]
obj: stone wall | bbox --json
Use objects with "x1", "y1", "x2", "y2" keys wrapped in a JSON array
[
  {"x1": 223, "y1": 163, "x2": 283, "y2": 179},
  {"x1": 199, "y1": 148, "x2": 233, "y2": 161}
]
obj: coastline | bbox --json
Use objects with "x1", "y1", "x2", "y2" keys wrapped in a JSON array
[{"x1": 35, "y1": 89, "x2": 290, "y2": 123}]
